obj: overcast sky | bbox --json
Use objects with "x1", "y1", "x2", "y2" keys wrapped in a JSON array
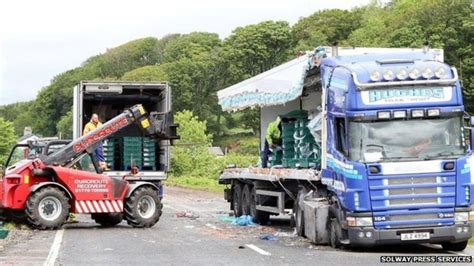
[{"x1": 0, "y1": 0, "x2": 370, "y2": 105}]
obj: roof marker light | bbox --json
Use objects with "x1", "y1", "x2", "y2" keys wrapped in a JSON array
[
  {"x1": 393, "y1": 110, "x2": 406, "y2": 119},
  {"x1": 427, "y1": 109, "x2": 440, "y2": 117},
  {"x1": 435, "y1": 67, "x2": 446, "y2": 79},
  {"x1": 409, "y1": 68, "x2": 421, "y2": 79},
  {"x1": 370, "y1": 70, "x2": 381, "y2": 82},
  {"x1": 396, "y1": 69, "x2": 408, "y2": 80},
  {"x1": 383, "y1": 70, "x2": 395, "y2": 81},
  {"x1": 422, "y1": 68, "x2": 434, "y2": 79},
  {"x1": 411, "y1": 109, "x2": 424, "y2": 118},
  {"x1": 377, "y1": 111, "x2": 391, "y2": 119}
]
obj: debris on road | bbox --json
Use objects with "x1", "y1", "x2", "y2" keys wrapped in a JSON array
[
  {"x1": 175, "y1": 211, "x2": 200, "y2": 219},
  {"x1": 232, "y1": 215, "x2": 255, "y2": 226},
  {"x1": 259, "y1": 234, "x2": 277, "y2": 241}
]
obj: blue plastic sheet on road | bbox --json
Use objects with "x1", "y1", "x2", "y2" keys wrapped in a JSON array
[
  {"x1": 232, "y1": 215, "x2": 255, "y2": 226},
  {"x1": 259, "y1": 234, "x2": 277, "y2": 241}
]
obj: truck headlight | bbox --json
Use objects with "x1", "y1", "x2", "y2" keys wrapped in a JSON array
[
  {"x1": 455, "y1": 212, "x2": 469, "y2": 223},
  {"x1": 347, "y1": 217, "x2": 373, "y2": 227}
]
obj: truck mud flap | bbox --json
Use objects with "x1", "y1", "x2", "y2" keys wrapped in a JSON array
[{"x1": 303, "y1": 198, "x2": 329, "y2": 244}]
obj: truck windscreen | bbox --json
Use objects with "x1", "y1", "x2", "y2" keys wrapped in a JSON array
[{"x1": 348, "y1": 117, "x2": 465, "y2": 162}]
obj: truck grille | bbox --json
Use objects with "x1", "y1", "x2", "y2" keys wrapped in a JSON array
[{"x1": 369, "y1": 173, "x2": 455, "y2": 229}]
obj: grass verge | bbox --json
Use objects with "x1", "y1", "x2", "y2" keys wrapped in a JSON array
[
  {"x1": 469, "y1": 237, "x2": 474, "y2": 245},
  {"x1": 165, "y1": 175, "x2": 225, "y2": 193}
]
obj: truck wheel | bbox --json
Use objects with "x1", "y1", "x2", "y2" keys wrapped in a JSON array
[
  {"x1": 441, "y1": 240, "x2": 468, "y2": 251},
  {"x1": 241, "y1": 185, "x2": 251, "y2": 215},
  {"x1": 295, "y1": 188, "x2": 306, "y2": 236},
  {"x1": 92, "y1": 213, "x2": 124, "y2": 227},
  {"x1": 250, "y1": 186, "x2": 270, "y2": 225},
  {"x1": 25, "y1": 187, "x2": 70, "y2": 230},
  {"x1": 232, "y1": 184, "x2": 243, "y2": 217},
  {"x1": 124, "y1": 186, "x2": 162, "y2": 228},
  {"x1": 329, "y1": 217, "x2": 342, "y2": 249}
]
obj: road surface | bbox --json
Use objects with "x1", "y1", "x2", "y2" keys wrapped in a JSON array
[{"x1": 0, "y1": 186, "x2": 473, "y2": 265}]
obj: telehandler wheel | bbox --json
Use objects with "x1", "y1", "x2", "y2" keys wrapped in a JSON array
[
  {"x1": 125, "y1": 186, "x2": 162, "y2": 228},
  {"x1": 232, "y1": 184, "x2": 243, "y2": 217},
  {"x1": 250, "y1": 186, "x2": 269, "y2": 225},
  {"x1": 92, "y1": 213, "x2": 124, "y2": 227},
  {"x1": 241, "y1": 184, "x2": 251, "y2": 215},
  {"x1": 25, "y1": 187, "x2": 70, "y2": 230}
]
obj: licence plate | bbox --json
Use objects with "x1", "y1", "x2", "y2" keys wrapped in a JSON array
[{"x1": 400, "y1": 232, "x2": 430, "y2": 241}]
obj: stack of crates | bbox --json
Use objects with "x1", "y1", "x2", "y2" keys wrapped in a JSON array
[
  {"x1": 282, "y1": 120, "x2": 296, "y2": 168},
  {"x1": 278, "y1": 109, "x2": 321, "y2": 169},
  {"x1": 268, "y1": 149, "x2": 283, "y2": 167},
  {"x1": 142, "y1": 137, "x2": 157, "y2": 170},
  {"x1": 120, "y1": 137, "x2": 143, "y2": 170},
  {"x1": 102, "y1": 139, "x2": 116, "y2": 168},
  {"x1": 293, "y1": 118, "x2": 320, "y2": 168}
]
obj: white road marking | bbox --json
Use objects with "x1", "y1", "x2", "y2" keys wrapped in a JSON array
[
  {"x1": 43, "y1": 229, "x2": 64, "y2": 266},
  {"x1": 246, "y1": 244, "x2": 271, "y2": 256}
]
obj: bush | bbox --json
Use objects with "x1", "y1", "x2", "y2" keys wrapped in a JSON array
[
  {"x1": 169, "y1": 111, "x2": 258, "y2": 191},
  {"x1": 0, "y1": 118, "x2": 16, "y2": 167}
]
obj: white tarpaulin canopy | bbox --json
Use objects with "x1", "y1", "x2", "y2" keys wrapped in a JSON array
[
  {"x1": 217, "y1": 47, "x2": 444, "y2": 112},
  {"x1": 217, "y1": 53, "x2": 312, "y2": 112}
]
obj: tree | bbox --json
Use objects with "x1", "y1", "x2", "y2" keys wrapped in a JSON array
[
  {"x1": 292, "y1": 8, "x2": 362, "y2": 51},
  {"x1": 56, "y1": 111, "x2": 73, "y2": 139},
  {"x1": 0, "y1": 118, "x2": 16, "y2": 167},
  {"x1": 121, "y1": 65, "x2": 169, "y2": 81}
]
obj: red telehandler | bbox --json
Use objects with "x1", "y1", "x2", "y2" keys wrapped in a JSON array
[{"x1": 0, "y1": 104, "x2": 178, "y2": 229}]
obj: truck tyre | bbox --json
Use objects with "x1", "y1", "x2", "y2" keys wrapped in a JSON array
[
  {"x1": 241, "y1": 184, "x2": 251, "y2": 215},
  {"x1": 295, "y1": 188, "x2": 306, "y2": 236},
  {"x1": 124, "y1": 186, "x2": 162, "y2": 228},
  {"x1": 250, "y1": 186, "x2": 270, "y2": 225},
  {"x1": 232, "y1": 184, "x2": 243, "y2": 217},
  {"x1": 92, "y1": 213, "x2": 124, "y2": 227},
  {"x1": 328, "y1": 217, "x2": 342, "y2": 249},
  {"x1": 441, "y1": 240, "x2": 468, "y2": 251},
  {"x1": 25, "y1": 187, "x2": 70, "y2": 230}
]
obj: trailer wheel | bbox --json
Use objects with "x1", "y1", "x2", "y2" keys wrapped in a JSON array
[
  {"x1": 92, "y1": 213, "x2": 124, "y2": 227},
  {"x1": 125, "y1": 186, "x2": 162, "y2": 228},
  {"x1": 241, "y1": 185, "x2": 251, "y2": 215},
  {"x1": 441, "y1": 240, "x2": 468, "y2": 251},
  {"x1": 25, "y1": 187, "x2": 70, "y2": 230},
  {"x1": 250, "y1": 186, "x2": 270, "y2": 225},
  {"x1": 294, "y1": 188, "x2": 306, "y2": 236},
  {"x1": 232, "y1": 184, "x2": 243, "y2": 217}
]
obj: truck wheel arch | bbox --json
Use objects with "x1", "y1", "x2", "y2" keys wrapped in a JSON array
[
  {"x1": 126, "y1": 182, "x2": 160, "y2": 198},
  {"x1": 29, "y1": 182, "x2": 73, "y2": 200}
]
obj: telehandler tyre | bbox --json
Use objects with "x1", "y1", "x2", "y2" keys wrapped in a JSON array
[
  {"x1": 124, "y1": 186, "x2": 162, "y2": 228},
  {"x1": 92, "y1": 213, "x2": 124, "y2": 227},
  {"x1": 25, "y1": 187, "x2": 70, "y2": 230}
]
